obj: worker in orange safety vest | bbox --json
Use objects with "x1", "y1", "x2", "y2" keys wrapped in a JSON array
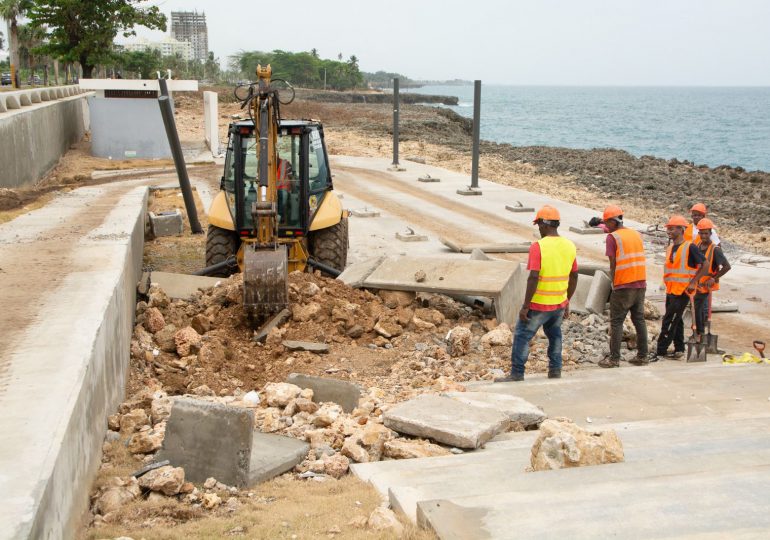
[
  {"x1": 693, "y1": 218, "x2": 731, "y2": 339},
  {"x1": 652, "y1": 215, "x2": 710, "y2": 360},
  {"x1": 684, "y1": 202, "x2": 720, "y2": 245},
  {"x1": 597, "y1": 205, "x2": 650, "y2": 368},
  {"x1": 495, "y1": 205, "x2": 578, "y2": 382}
]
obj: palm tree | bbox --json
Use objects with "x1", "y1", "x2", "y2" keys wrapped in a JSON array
[
  {"x1": 17, "y1": 23, "x2": 44, "y2": 84},
  {"x1": 0, "y1": 0, "x2": 31, "y2": 88}
]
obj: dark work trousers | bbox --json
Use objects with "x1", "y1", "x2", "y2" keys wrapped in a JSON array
[
  {"x1": 656, "y1": 293, "x2": 690, "y2": 355},
  {"x1": 694, "y1": 292, "x2": 710, "y2": 335},
  {"x1": 609, "y1": 288, "x2": 649, "y2": 361}
]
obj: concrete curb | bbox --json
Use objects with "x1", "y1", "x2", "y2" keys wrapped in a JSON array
[{"x1": 0, "y1": 185, "x2": 147, "y2": 540}]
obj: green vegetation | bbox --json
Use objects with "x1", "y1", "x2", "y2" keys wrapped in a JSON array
[
  {"x1": 230, "y1": 50, "x2": 363, "y2": 90},
  {"x1": 362, "y1": 70, "x2": 415, "y2": 88}
]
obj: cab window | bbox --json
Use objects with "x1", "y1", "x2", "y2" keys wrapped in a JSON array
[{"x1": 308, "y1": 127, "x2": 329, "y2": 192}]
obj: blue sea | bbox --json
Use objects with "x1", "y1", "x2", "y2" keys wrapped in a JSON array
[{"x1": 406, "y1": 85, "x2": 770, "y2": 172}]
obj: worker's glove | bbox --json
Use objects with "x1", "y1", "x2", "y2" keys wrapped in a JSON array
[{"x1": 588, "y1": 217, "x2": 603, "y2": 228}]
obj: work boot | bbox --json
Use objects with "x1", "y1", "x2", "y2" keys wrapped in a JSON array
[
  {"x1": 667, "y1": 350, "x2": 684, "y2": 359},
  {"x1": 495, "y1": 374, "x2": 524, "y2": 383},
  {"x1": 598, "y1": 357, "x2": 620, "y2": 368},
  {"x1": 629, "y1": 356, "x2": 649, "y2": 366},
  {"x1": 648, "y1": 352, "x2": 660, "y2": 363},
  {"x1": 548, "y1": 370, "x2": 561, "y2": 379}
]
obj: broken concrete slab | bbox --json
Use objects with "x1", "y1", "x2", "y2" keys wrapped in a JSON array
[
  {"x1": 417, "y1": 174, "x2": 440, "y2": 183},
  {"x1": 286, "y1": 373, "x2": 362, "y2": 413},
  {"x1": 350, "y1": 209, "x2": 380, "y2": 218},
  {"x1": 395, "y1": 230, "x2": 428, "y2": 242},
  {"x1": 282, "y1": 340, "x2": 329, "y2": 354},
  {"x1": 568, "y1": 273, "x2": 594, "y2": 315},
  {"x1": 711, "y1": 301, "x2": 739, "y2": 313},
  {"x1": 505, "y1": 203, "x2": 534, "y2": 213},
  {"x1": 585, "y1": 270, "x2": 612, "y2": 314},
  {"x1": 440, "y1": 237, "x2": 531, "y2": 254},
  {"x1": 148, "y1": 210, "x2": 183, "y2": 237},
  {"x1": 443, "y1": 392, "x2": 546, "y2": 428},
  {"x1": 139, "y1": 271, "x2": 223, "y2": 300},
  {"x1": 248, "y1": 433, "x2": 309, "y2": 485},
  {"x1": 569, "y1": 225, "x2": 604, "y2": 235},
  {"x1": 336, "y1": 256, "x2": 386, "y2": 288},
  {"x1": 383, "y1": 395, "x2": 509, "y2": 449},
  {"x1": 157, "y1": 398, "x2": 254, "y2": 487},
  {"x1": 253, "y1": 308, "x2": 290, "y2": 342}
]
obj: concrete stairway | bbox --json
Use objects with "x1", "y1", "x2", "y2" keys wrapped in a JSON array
[{"x1": 351, "y1": 362, "x2": 770, "y2": 538}]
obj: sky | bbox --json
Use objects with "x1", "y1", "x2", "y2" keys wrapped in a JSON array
[{"x1": 5, "y1": 0, "x2": 770, "y2": 85}]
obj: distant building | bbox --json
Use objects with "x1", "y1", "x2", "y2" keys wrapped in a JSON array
[
  {"x1": 123, "y1": 37, "x2": 193, "y2": 61},
  {"x1": 170, "y1": 11, "x2": 209, "y2": 62}
]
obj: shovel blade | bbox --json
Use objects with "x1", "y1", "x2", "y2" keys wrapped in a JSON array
[
  {"x1": 686, "y1": 340, "x2": 708, "y2": 362},
  {"x1": 706, "y1": 333, "x2": 719, "y2": 354},
  {"x1": 243, "y1": 244, "x2": 289, "y2": 327}
]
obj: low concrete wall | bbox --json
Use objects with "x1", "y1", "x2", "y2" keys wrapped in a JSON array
[
  {"x1": 0, "y1": 90, "x2": 89, "y2": 188},
  {"x1": 1, "y1": 185, "x2": 147, "y2": 539},
  {"x1": 88, "y1": 96, "x2": 171, "y2": 159}
]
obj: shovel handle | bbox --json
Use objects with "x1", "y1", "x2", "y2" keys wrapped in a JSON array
[{"x1": 754, "y1": 340, "x2": 766, "y2": 358}]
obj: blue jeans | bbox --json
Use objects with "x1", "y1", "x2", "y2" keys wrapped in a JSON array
[{"x1": 511, "y1": 308, "x2": 564, "y2": 376}]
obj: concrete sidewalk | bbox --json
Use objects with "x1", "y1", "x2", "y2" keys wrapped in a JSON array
[{"x1": 0, "y1": 182, "x2": 147, "y2": 539}]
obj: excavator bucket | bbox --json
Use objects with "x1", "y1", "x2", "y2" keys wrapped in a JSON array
[{"x1": 243, "y1": 244, "x2": 289, "y2": 327}]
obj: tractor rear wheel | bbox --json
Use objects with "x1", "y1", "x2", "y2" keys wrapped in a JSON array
[
  {"x1": 205, "y1": 225, "x2": 239, "y2": 277},
  {"x1": 309, "y1": 217, "x2": 348, "y2": 275}
]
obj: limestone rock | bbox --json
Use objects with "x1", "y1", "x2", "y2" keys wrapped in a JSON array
[
  {"x1": 198, "y1": 339, "x2": 226, "y2": 371},
  {"x1": 300, "y1": 281, "x2": 321, "y2": 298},
  {"x1": 94, "y1": 477, "x2": 141, "y2": 515},
  {"x1": 367, "y1": 507, "x2": 404, "y2": 535},
  {"x1": 292, "y1": 302, "x2": 321, "y2": 322},
  {"x1": 154, "y1": 324, "x2": 178, "y2": 352},
  {"x1": 191, "y1": 384, "x2": 215, "y2": 397},
  {"x1": 447, "y1": 326, "x2": 472, "y2": 357},
  {"x1": 120, "y1": 409, "x2": 149, "y2": 434},
  {"x1": 148, "y1": 285, "x2": 170, "y2": 309},
  {"x1": 137, "y1": 465, "x2": 185, "y2": 496},
  {"x1": 150, "y1": 397, "x2": 173, "y2": 425},
  {"x1": 174, "y1": 326, "x2": 202, "y2": 357},
  {"x1": 203, "y1": 477, "x2": 217, "y2": 489},
  {"x1": 313, "y1": 403, "x2": 343, "y2": 427},
  {"x1": 191, "y1": 314, "x2": 211, "y2": 335},
  {"x1": 644, "y1": 300, "x2": 661, "y2": 320},
  {"x1": 144, "y1": 307, "x2": 166, "y2": 334},
  {"x1": 128, "y1": 429, "x2": 163, "y2": 454},
  {"x1": 383, "y1": 439, "x2": 451, "y2": 459},
  {"x1": 322, "y1": 453, "x2": 350, "y2": 479},
  {"x1": 201, "y1": 492, "x2": 222, "y2": 509},
  {"x1": 264, "y1": 382, "x2": 302, "y2": 407},
  {"x1": 295, "y1": 397, "x2": 318, "y2": 414},
  {"x1": 415, "y1": 307, "x2": 444, "y2": 326},
  {"x1": 481, "y1": 323, "x2": 513, "y2": 347},
  {"x1": 378, "y1": 290, "x2": 415, "y2": 308},
  {"x1": 341, "y1": 437, "x2": 370, "y2": 463},
  {"x1": 530, "y1": 418, "x2": 624, "y2": 471},
  {"x1": 373, "y1": 318, "x2": 403, "y2": 339}
]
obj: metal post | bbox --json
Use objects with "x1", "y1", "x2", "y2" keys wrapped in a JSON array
[
  {"x1": 392, "y1": 77, "x2": 400, "y2": 167},
  {"x1": 157, "y1": 93, "x2": 204, "y2": 234},
  {"x1": 457, "y1": 80, "x2": 483, "y2": 195}
]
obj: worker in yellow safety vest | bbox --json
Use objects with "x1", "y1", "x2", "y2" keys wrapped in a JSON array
[
  {"x1": 652, "y1": 215, "x2": 709, "y2": 360},
  {"x1": 496, "y1": 205, "x2": 578, "y2": 382},
  {"x1": 597, "y1": 205, "x2": 650, "y2": 368}
]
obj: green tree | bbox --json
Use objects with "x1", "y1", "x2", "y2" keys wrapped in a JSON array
[
  {"x1": 17, "y1": 22, "x2": 45, "y2": 81},
  {"x1": 27, "y1": 0, "x2": 166, "y2": 79},
  {"x1": 0, "y1": 29, "x2": 5, "y2": 50},
  {"x1": 115, "y1": 48, "x2": 161, "y2": 78},
  {"x1": 230, "y1": 49, "x2": 363, "y2": 90},
  {"x1": 0, "y1": 0, "x2": 32, "y2": 87}
]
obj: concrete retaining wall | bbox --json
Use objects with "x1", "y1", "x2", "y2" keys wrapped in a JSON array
[
  {"x1": 1, "y1": 185, "x2": 147, "y2": 539},
  {"x1": 0, "y1": 87, "x2": 89, "y2": 188}
]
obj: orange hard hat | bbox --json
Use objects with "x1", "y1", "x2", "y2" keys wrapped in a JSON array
[
  {"x1": 666, "y1": 215, "x2": 689, "y2": 228},
  {"x1": 533, "y1": 205, "x2": 560, "y2": 224},
  {"x1": 696, "y1": 218, "x2": 715, "y2": 231},
  {"x1": 691, "y1": 203, "x2": 707, "y2": 214},
  {"x1": 603, "y1": 205, "x2": 623, "y2": 221}
]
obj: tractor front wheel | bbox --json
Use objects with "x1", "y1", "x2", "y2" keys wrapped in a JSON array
[
  {"x1": 205, "y1": 225, "x2": 239, "y2": 277},
  {"x1": 308, "y1": 217, "x2": 348, "y2": 275}
]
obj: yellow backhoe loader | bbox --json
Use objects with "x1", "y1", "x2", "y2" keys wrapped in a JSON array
[{"x1": 204, "y1": 65, "x2": 348, "y2": 325}]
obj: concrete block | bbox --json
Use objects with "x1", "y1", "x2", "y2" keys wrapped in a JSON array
[
  {"x1": 569, "y1": 225, "x2": 604, "y2": 235},
  {"x1": 418, "y1": 174, "x2": 440, "y2": 183},
  {"x1": 456, "y1": 187, "x2": 483, "y2": 196},
  {"x1": 711, "y1": 302, "x2": 739, "y2": 313},
  {"x1": 139, "y1": 271, "x2": 223, "y2": 300},
  {"x1": 350, "y1": 209, "x2": 380, "y2": 218},
  {"x1": 396, "y1": 231, "x2": 428, "y2": 242},
  {"x1": 585, "y1": 270, "x2": 612, "y2": 314},
  {"x1": 440, "y1": 237, "x2": 531, "y2": 253},
  {"x1": 469, "y1": 248, "x2": 492, "y2": 261},
  {"x1": 248, "y1": 433, "x2": 310, "y2": 485},
  {"x1": 383, "y1": 395, "x2": 509, "y2": 449},
  {"x1": 254, "y1": 308, "x2": 291, "y2": 342},
  {"x1": 505, "y1": 203, "x2": 534, "y2": 213},
  {"x1": 388, "y1": 165, "x2": 406, "y2": 172},
  {"x1": 569, "y1": 274, "x2": 594, "y2": 315},
  {"x1": 282, "y1": 340, "x2": 329, "y2": 353},
  {"x1": 149, "y1": 210, "x2": 183, "y2": 237},
  {"x1": 444, "y1": 392, "x2": 546, "y2": 428},
  {"x1": 157, "y1": 398, "x2": 254, "y2": 487},
  {"x1": 287, "y1": 373, "x2": 363, "y2": 413}
]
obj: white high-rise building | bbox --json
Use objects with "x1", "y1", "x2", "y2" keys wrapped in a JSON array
[
  {"x1": 123, "y1": 37, "x2": 193, "y2": 61},
  {"x1": 170, "y1": 10, "x2": 209, "y2": 62}
]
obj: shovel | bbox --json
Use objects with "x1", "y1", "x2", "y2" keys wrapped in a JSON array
[
  {"x1": 686, "y1": 294, "x2": 707, "y2": 362},
  {"x1": 705, "y1": 292, "x2": 719, "y2": 354}
]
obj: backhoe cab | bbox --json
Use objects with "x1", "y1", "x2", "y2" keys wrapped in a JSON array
[{"x1": 205, "y1": 65, "x2": 348, "y2": 325}]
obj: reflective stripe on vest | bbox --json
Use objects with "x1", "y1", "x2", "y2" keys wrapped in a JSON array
[
  {"x1": 531, "y1": 236, "x2": 576, "y2": 305},
  {"x1": 697, "y1": 243, "x2": 721, "y2": 293},
  {"x1": 663, "y1": 241, "x2": 697, "y2": 295},
  {"x1": 610, "y1": 228, "x2": 647, "y2": 286}
]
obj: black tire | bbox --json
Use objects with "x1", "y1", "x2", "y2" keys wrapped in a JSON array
[
  {"x1": 205, "y1": 225, "x2": 239, "y2": 277},
  {"x1": 309, "y1": 217, "x2": 349, "y2": 274}
]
